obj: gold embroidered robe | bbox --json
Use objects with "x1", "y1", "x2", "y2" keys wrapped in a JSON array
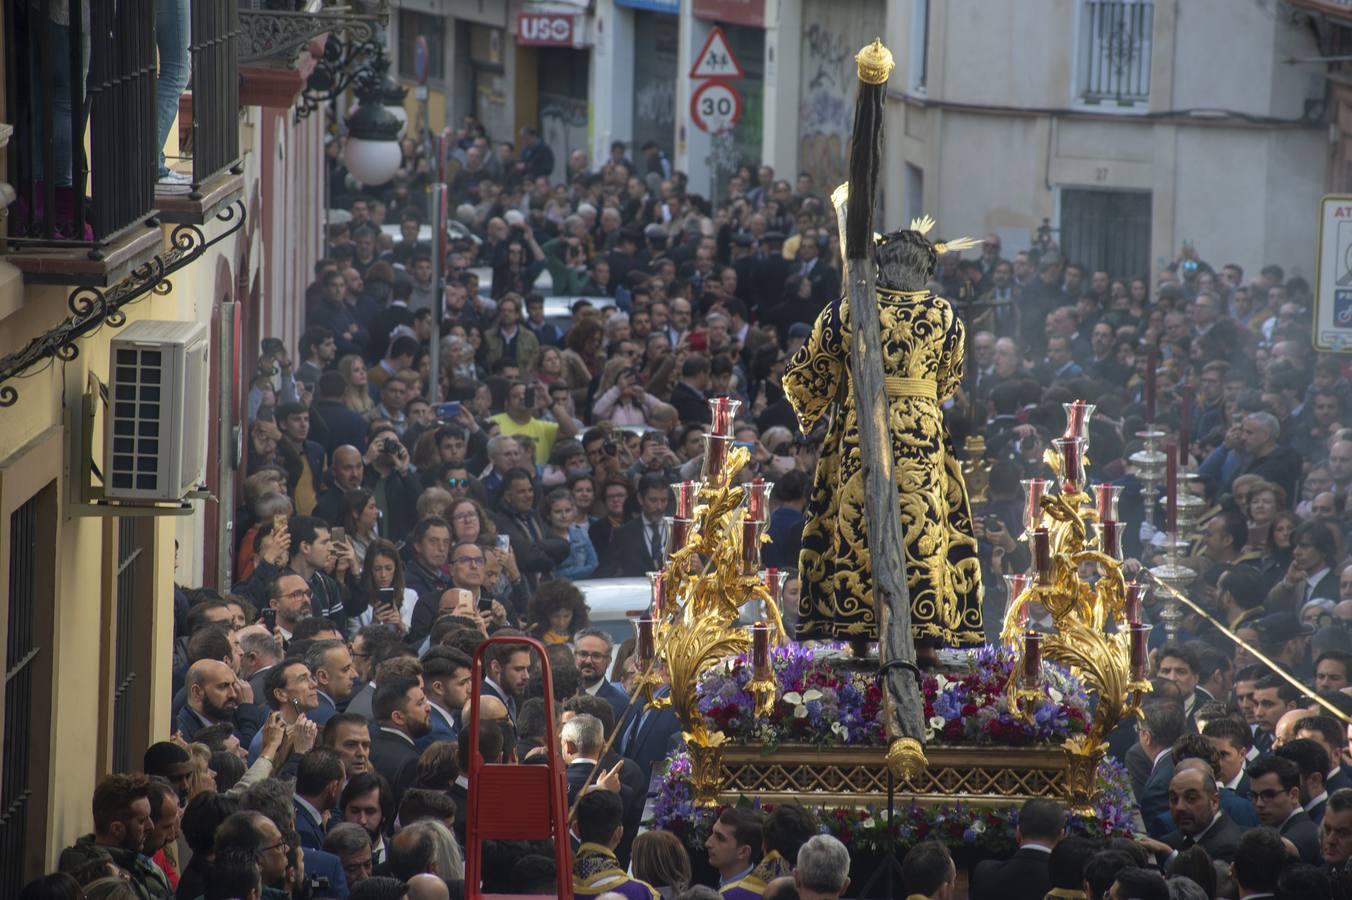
[{"x1": 783, "y1": 290, "x2": 984, "y2": 645}]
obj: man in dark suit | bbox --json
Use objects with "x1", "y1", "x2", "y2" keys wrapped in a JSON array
[
  {"x1": 417, "y1": 647, "x2": 472, "y2": 751},
  {"x1": 1293, "y1": 714, "x2": 1352, "y2": 794},
  {"x1": 313, "y1": 372, "x2": 370, "y2": 457},
  {"x1": 668, "y1": 356, "x2": 713, "y2": 425},
  {"x1": 1249, "y1": 754, "x2": 1322, "y2": 864},
  {"x1": 1153, "y1": 765, "x2": 1245, "y2": 862},
  {"x1": 791, "y1": 228, "x2": 840, "y2": 305},
  {"x1": 1277, "y1": 738, "x2": 1333, "y2": 826},
  {"x1": 177, "y1": 659, "x2": 241, "y2": 742},
  {"x1": 1155, "y1": 641, "x2": 1213, "y2": 733},
  {"x1": 369, "y1": 676, "x2": 431, "y2": 805},
  {"x1": 970, "y1": 798, "x2": 1064, "y2": 900},
  {"x1": 574, "y1": 628, "x2": 631, "y2": 723},
  {"x1": 597, "y1": 474, "x2": 670, "y2": 578},
  {"x1": 1137, "y1": 699, "x2": 1186, "y2": 837},
  {"x1": 616, "y1": 681, "x2": 683, "y2": 780},
  {"x1": 481, "y1": 637, "x2": 533, "y2": 724},
  {"x1": 294, "y1": 748, "x2": 345, "y2": 850},
  {"x1": 1203, "y1": 717, "x2": 1253, "y2": 799}
]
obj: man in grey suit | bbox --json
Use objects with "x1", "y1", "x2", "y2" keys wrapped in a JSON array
[{"x1": 1137, "y1": 698, "x2": 1186, "y2": 838}]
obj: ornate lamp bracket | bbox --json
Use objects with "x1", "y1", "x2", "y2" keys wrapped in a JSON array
[{"x1": 0, "y1": 202, "x2": 247, "y2": 408}]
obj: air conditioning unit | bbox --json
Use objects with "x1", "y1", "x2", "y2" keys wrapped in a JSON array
[{"x1": 105, "y1": 320, "x2": 209, "y2": 502}]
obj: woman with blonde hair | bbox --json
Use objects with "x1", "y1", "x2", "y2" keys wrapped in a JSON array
[
  {"x1": 631, "y1": 829, "x2": 692, "y2": 899},
  {"x1": 338, "y1": 354, "x2": 375, "y2": 413},
  {"x1": 1243, "y1": 480, "x2": 1286, "y2": 554},
  {"x1": 185, "y1": 743, "x2": 217, "y2": 801}
]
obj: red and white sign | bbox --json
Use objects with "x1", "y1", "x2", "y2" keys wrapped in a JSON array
[
  {"x1": 690, "y1": 80, "x2": 742, "y2": 134},
  {"x1": 515, "y1": 12, "x2": 579, "y2": 47},
  {"x1": 692, "y1": 0, "x2": 766, "y2": 29},
  {"x1": 689, "y1": 26, "x2": 744, "y2": 80}
]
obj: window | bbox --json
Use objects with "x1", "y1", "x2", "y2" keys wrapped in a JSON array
[
  {"x1": 0, "y1": 483, "x2": 55, "y2": 885},
  {"x1": 905, "y1": 164, "x2": 925, "y2": 229},
  {"x1": 1077, "y1": 0, "x2": 1154, "y2": 106},
  {"x1": 112, "y1": 518, "x2": 151, "y2": 774},
  {"x1": 908, "y1": 0, "x2": 930, "y2": 93},
  {"x1": 1060, "y1": 188, "x2": 1152, "y2": 281},
  {"x1": 397, "y1": 10, "x2": 445, "y2": 84}
]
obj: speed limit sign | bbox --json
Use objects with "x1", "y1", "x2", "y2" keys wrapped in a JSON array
[{"x1": 690, "y1": 81, "x2": 742, "y2": 135}]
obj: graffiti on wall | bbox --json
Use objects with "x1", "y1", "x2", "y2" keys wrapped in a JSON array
[
  {"x1": 798, "y1": 1, "x2": 885, "y2": 189},
  {"x1": 540, "y1": 93, "x2": 589, "y2": 184}
]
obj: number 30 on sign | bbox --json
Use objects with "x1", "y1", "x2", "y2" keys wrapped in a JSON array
[{"x1": 690, "y1": 81, "x2": 742, "y2": 135}]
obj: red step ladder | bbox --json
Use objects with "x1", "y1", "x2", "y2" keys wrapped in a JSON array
[{"x1": 463, "y1": 634, "x2": 574, "y2": 900}]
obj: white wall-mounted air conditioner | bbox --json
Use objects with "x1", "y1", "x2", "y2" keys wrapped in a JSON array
[{"x1": 105, "y1": 320, "x2": 209, "y2": 502}]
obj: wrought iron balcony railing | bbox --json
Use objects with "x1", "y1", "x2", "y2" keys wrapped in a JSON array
[{"x1": 1078, "y1": 0, "x2": 1154, "y2": 107}]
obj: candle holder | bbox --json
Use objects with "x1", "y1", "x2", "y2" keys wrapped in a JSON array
[
  {"x1": 1063, "y1": 401, "x2": 1095, "y2": 441},
  {"x1": 647, "y1": 571, "x2": 669, "y2": 617},
  {"x1": 1051, "y1": 437, "x2": 1086, "y2": 493},
  {"x1": 711, "y1": 396, "x2": 740, "y2": 437},
  {"x1": 1124, "y1": 581, "x2": 1147, "y2": 626},
  {"x1": 1093, "y1": 483, "x2": 1123, "y2": 523},
  {"x1": 1129, "y1": 623, "x2": 1153, "y2": 681},
  {"x1": 1129, "y1": 429, "x2": 1168, "y2": 511},
  {"x1": 1150, "y1": 533, "x2": 1196, "y2": 641},
  {"x1": 1022, "y1": 478, "x2": 1050, "y2": 537},
  {"x1": 1175, "y1": 473, "x2": 1207, "y2": 533},
  {"x1": 746, "y1": 622, "x2": 776, "y2": 717},
  {"x1": 1004, "y1": 422, "x2": 1154, "y2": 815},
  {"x1": 1003, "y1": 573, "x2": 1033, "y2": 629},
  {"x1": 634, "y1": 428, "x2": 779, "y2": 806},
  {"x1": 665, "y1": 516, "x2": 692, "y2": 564},
  {"x1": 744, "y1": 478, "x2": 774, "y2": 522}
]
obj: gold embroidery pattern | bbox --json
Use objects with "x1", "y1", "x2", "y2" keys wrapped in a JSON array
[{"x1": 783, "y1": 291, "x2": 984, "y2": 646}]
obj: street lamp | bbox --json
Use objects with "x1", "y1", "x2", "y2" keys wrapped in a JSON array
[{"x1": 343, "y1": 78, "x2": 402, "y2": 187}]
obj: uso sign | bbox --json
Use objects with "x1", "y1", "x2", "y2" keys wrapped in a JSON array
[{"x1": 516, "y1": 12, "x2": 580, "y2": 47}]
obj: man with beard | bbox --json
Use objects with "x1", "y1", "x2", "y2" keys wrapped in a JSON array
[
  {"x1": 143, "y1": 781, "x2": 181, "y2": 890},
  {"x1": 177, "y1": 659, "x2": 241, "y2": 741},
  {"x1": 481, "y1": 635, "x2": 533, "y2": 723},
  {"x1": 574, "y1": 628, "x2": 628, "y2": 722},
  {"x1": 370, "y1": 675, "x2": 431, "y2": 803},
  {"x1": 59, "y1": 774, "x2": 171, "y2": 900},
  {"x1": 340, "y1": 771, "x2": 394, "y2": 868},
  {"x1": 1139, "y1": 764, "x2": 1244, "y2": 863}
]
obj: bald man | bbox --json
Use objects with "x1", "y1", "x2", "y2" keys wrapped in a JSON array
[
  {"x1": 407, "y1": 873, "x2": 450, "y2": 900},
  {"x1": 313, "y1": 445, "x2": 365, "y2": 525},
  {"x1": 177, "y1": 659, "x2": 241, "y2": 741},
  {"x1": 1275, "y1": 709, "x2": 1308, "y2": 750}
]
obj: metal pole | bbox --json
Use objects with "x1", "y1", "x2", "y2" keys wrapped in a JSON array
[{"x1": 428, "y1": 182, "x2": 446, "y2": 404}]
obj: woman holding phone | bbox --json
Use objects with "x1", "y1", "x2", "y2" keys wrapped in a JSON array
[
  {"x1": 359, "y1": 539, "x2": 416, "y2": 632},
  {"x1": 337, "y1": 489, "x2": 380, "y2": 569}
]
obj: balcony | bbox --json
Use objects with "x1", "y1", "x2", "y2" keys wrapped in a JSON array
[
  {"x1": 1, "y1": 0, "x2": 243, "y2": 285},
  {"x1": 157, "y1": 0, "x2": 245, "y2": 226}
]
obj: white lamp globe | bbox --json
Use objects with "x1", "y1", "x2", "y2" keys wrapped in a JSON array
[{"x1": 343, "y1": 90, "x2": 403, "y2": 187}]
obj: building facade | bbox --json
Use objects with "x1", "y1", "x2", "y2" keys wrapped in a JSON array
[
  {"x1": 0, "y1": 0, "x2": 326, "y2": 878},
  {"x1": 882, "y1": 0, "x2": 1329, "y2": 282}
]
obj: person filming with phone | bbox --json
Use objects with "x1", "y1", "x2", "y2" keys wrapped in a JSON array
[{"x1": 490, "y1": 381, "x2": 580, "y2": 466}]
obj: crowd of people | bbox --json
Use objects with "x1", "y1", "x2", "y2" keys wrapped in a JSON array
[{"x1": 18, "y1": 106, "x2": 1352, "y2": 900}]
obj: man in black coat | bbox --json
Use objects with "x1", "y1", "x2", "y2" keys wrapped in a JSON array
[
  {"x1": 1238, "y1": 411, "x2": 1303, "y2": 502},
  {"x1": 1249, "y1": 754, "x2": 1322, "y2": 864},
  {"x1": 970, "y1": 798, "x2": 1064, "y2": 900},
  {"x1": 313, "y1": 372, "x2": 370, "y2": 457},
  {"x1": 668, "y1": 356, "x2": 712, "y2": 425},
  {"x1": 369, "y1": 676, "x2": 432, "y2": 806},
  {"x1": 492, "y1": 468, "x2": 569, "y2": 595},
  {"x1": 597, "y1": 474, "x2": 671, "y2": 578}
]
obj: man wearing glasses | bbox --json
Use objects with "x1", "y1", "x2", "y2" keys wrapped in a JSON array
[
  {"x1": 266, "y1": 572, "x2": 315, "y2": 647},
  {"x1": 574, "y1": 627, "x2": 628, "y2": 721}
]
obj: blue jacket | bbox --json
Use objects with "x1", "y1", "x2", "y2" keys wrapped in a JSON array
[
  {"x1": 309, "y1": 692, "x2": 338, "y2": 729},
  {"x1": 1139, "y1": 753, "x2": 1175, "y2": 839},
  {"x1": 416, "y1": 702, "x2": 459, "y2": 752},
  {"x1": 617, "y1": 688, "x2": 682, "y2": 780},
  {"x1": 302, "y1": 847, "x2": 349, "y2": 899},
  {"x1": 590, "y1": 679, "x2": 631, "y2": 725},
  {"x1": 294, "y1": 796, "x2": 328, "y2": 850}
]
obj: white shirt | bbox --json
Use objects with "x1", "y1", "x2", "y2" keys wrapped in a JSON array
[
  {"x1": 1020, "y1": 843, "x2": 1054, "y2": 854},
  {"x1": 379, "y1": 725, "x2": 415, "y2": 747},
  {"x1": 1224, "y1": 770, "x2": 1246, "y2": 792},
  {"x1": 428, "y1": 700, "x2": 456, "y2": 733},
  {"x1": 1305, "y1": 790, "x2": 1328, "y2": 814},
  {"x1": 1152, "y1": 747, "x2": 1172, "y2": 773},
  {"x1": 584, "y1": 679, "x2": 605, "y2": 697},
  {"x1": 1305, "y1": 567, "x2": 1331, "y2": 601}
]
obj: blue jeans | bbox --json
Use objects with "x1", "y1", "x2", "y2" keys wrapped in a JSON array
[{"x1": 155, "y1": 0, "x2": 191, "y2": 178}]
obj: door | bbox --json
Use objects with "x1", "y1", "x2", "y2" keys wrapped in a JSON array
[{"x1": 1060, "y1": 188, "x2": 1152, "y2": 280}]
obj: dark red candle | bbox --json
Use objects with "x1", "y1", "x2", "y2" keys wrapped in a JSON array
[
  {"x1": 741, "y1": 518, "x2": 762, "y2": 572},
  {"x1": 1130, "y1": 623, "x2": 1151, "y2": 680},
  {"x1": 712, "y1": 397, "x2": 734, "y2": 435},
  {"x1": 1101, "y1": 520, "x2": 1124, "y2": 560},
  {"x1": 675, "y1": 481, "x2": 699, "y2": 519},
  {"x1": 1023, "y1": 632, "x2": 1041, "y2": 687},
  {"x1": 1178, "y1": 385, "x2": 1193, "y2": 466},
  {"x1": 1052, "y1": 437, "x2": 1084, "y2": 493},
  {"x1": 1165, "y1": 443, "x2": 1178, "y2": 534},
  {"x1": 703, "y1": 435, "x2": 729, "y2": 479},
  {"x1": 1032, "y1": 528, "x2": 1053, "y2": 585},
  {"x1": 637, "y1": 617, "x2": 656, "y2": 665},
  {"x1": 1023, "y1": 478, "x2": 1048, "y2": 532},
  {"x1": 1145, "y1": 348, "x2": 1158, "y2": 422},
  {"x1": 648, "y1": 573, "x2": 666, "y2": 616},
  {"x1": 747, "y1": 477, "x2": 767, "y2": 521},
  {"x1": 1124, "y1": 582, "x2": 1144, "y2": 626},
  {"x1": 752, "y1": 621, "x2": 771, "y2": 676}
]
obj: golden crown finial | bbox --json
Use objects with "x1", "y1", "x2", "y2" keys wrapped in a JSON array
[{"x1": 856, "y1": 39, "x2": 895, "y2": 85}]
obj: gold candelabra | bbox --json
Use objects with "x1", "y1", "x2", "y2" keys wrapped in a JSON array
[
  {"x1": 634, "y1": 397, "x2": 787, "y2": 805},
  {"x1": 1003, "y1": 401, "x2": 1153, "y2": 815}
]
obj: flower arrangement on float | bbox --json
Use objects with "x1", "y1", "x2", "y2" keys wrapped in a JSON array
[
  {"x1": 696, "y1": 643, "x2": 1093, "y2": 750},
  {"x1": 649, "y1": 745, "x2": 1136, "y2": 857}
]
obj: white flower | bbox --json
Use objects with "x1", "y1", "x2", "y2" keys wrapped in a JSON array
[
  {"x1": 861, "y1": 817, "x2": 877, "y2": 829},
  {"x1": 925, "y1": 727, "x2": 937, "y2": 740},
  {"x1": 793, "y1": 704, "x2": 809, "y2": 718},
  {"x1": 802, "y1": 689, "x2": 823, "y2": 703},
  {"x1": 929, "y1": 716, "x2": 947, "y2": 731},
  {"x1": 782, "y1": 691, "x2": 803, "y2": 705},
  {"x1": 971, "y1": 820, "x2": 986, "y2": 834},
  {"x1": 934, "y1": 674, "x2": 950, "y2": 692},
  {"x1": 831, "y1": 721, "x2": 847, "y2": 737},
  {"x1": 1048, "y1": 687, "x2": 1064, "y2": 704}
]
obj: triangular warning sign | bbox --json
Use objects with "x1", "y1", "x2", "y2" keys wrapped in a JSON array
[{"x1": 689, "y1": 26, "x2": 744, "y2": 80}]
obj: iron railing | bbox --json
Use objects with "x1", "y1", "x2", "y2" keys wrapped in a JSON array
[
  {"x1": 1, "y1": 495, "x2": 39, "y2": 886},
  {"x1": 5, "y1": 0, "x2": 158, "y2": 250},
  {"x1": 1079, "y1": 0, "x2": 1154, "y2": 106},
  {"x1": 111, "y1": 518, "x2": 143, "y2": 774},
  {"x1": 189, "y1": 0, "x2": 243, "y2": 196}
]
